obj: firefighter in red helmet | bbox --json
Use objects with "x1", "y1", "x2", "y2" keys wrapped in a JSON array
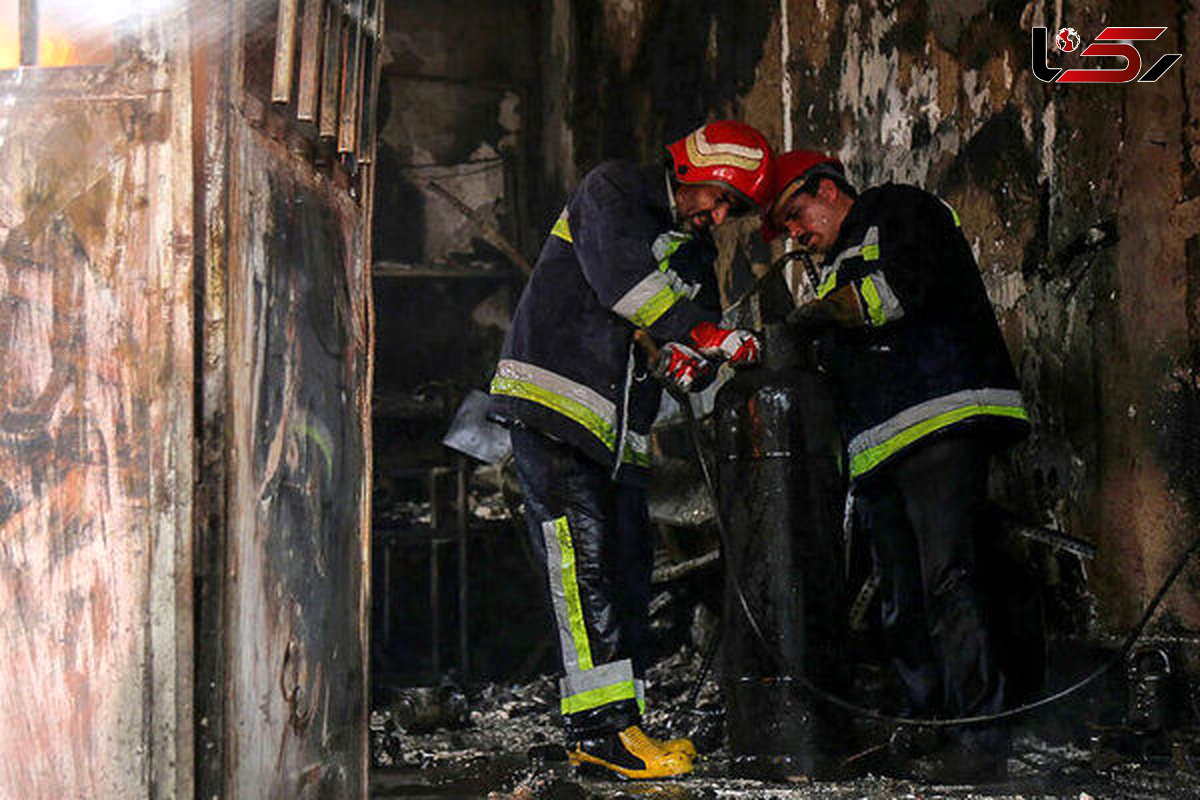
[
  {"x1": 489, "y1": 121, "x2": 773, "y2": 778},
  {"x1": 765, "y1": 151, "x2": 1030, "y2": 782}
]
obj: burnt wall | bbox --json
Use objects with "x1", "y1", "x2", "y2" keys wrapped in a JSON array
[
  {"x1": 544, "y1": 0, "x2": 1200, "y2": 638},
  {"x1": 374, "y1": 0, "x2": 536, "y2": 405}
]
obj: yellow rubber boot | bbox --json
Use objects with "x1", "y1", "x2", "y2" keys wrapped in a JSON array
[
  {"x1": 648, "y1": 733, "x2": 698, "y2": 759},
  {"x1": 569, "y1": 725, "x2": 693, "y2": 779}
]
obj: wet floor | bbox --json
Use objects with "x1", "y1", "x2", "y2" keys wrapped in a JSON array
[
  {"x1": 371, "y1": 738, "x2": 1200, "y2": 800},
  {"x1": 370, "y1": 649, "x2": 1200, "y2": 799}
]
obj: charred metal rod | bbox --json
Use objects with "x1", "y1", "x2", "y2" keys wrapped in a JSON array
[
  {"x1": 426, "y1": 181, "x2": 534, "y2": 277},
  {"x1": 724, "y1": 248, "x2": 813, "y2": 314},
  {"x1": 651, "y1": 549, "x2": 720, "y2": 584}
]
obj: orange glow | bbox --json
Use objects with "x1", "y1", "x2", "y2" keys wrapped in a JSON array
[
  {"x1": 39, "y1": 0, "x2": 114, "y2": 67},
  {"x1": 0, "y1": 0, "x2": 114, "y2": 69},
  {"x1": 0, "y1": 0, "x2": 17, "y2": 69},
  {"x1": 0, "y1": 39, "x2": 17, "y2": 70},
  {"x1": 38, "y1": 33, "x2": 80, "y2": 67}
]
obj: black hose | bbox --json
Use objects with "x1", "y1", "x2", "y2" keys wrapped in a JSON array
[
  {"x1": 685, "y1": 618, "x2": 722, "y2": 710},
  {"x1": 680, "y1": 390, "x2": 1200, "y2": 727}
]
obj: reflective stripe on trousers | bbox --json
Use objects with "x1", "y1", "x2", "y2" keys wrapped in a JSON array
[{"x1": 541, "y1": 515, "x2": 638, "y2": 715}]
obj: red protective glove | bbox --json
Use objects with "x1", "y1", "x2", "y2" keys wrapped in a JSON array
[
  {"x1": 689, "y1": 321, "x2": 762, "y2": 367},
  {"x1": 653, "y1": 342, "x2": 716, "y2": 394}
]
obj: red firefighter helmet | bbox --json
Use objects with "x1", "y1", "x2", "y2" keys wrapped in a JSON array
[
  {"x1": 761, "y1": 149, "x2": 844, "y2": 241},
  {"x1": 666, "y1": 121, "x2": 775, "y2": 213}
]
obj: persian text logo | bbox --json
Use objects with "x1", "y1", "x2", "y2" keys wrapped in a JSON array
[{"x1": 1032, "y1": 26, "x2": 1182, "y2": 83}]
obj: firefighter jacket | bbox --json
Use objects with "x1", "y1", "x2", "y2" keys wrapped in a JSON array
[
  {"x1": 489, "y1": 161, "x2": 721, "y2": 484},
  {"x1": 814, "y1": 183, "x2": 1030, "y2": 482}
]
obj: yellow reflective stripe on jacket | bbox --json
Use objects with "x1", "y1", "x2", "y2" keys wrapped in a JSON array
[
  {"x1": 491, "y1": 360, "x2": 652, "y2": 468},
  {"x1": 816, "y1": 225, "x2": 880, "y2": 299},
  {"x1": 613, "y1": 270, "x2": 688, "y2": 328},
  {"x1": 816, "y1": 269, "x2": 839, "y2": 299},
  {"x1": 857, "y1": 271, "x2": 904, "y2": 327},
  {"x1": 491, "y1": 360, "x2": 617, "y2": 451},
  {"x1": 848, "y1": 388, "x2": 1028, "y2": 478},
  {"x1": 652, "y1": 231, "x2": 691, "y2": 270},
  {"x1": 610, "y1": 232, "x2": 694, "y2": 327},
  {"x1": 551, "y1": 206, "x2": 572, "y2": 243},
  {"x1": 859, "y1": 276, "x2": 886, "y2": 326},
  {"x1": 939, "y1": 197, "x2": 961, "y2": 227}
]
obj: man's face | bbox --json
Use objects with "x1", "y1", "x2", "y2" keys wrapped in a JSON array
[
  {"x1": 772, "y1": 178, "x2": 849, "y2": 255},
  {"x1": 674, "y1": 183, "x2": 743, "y2": 233}
]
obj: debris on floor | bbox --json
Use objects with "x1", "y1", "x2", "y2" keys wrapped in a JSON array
[{"x1": 370, "y1": 640, "x2": 1200, "y2": 799}]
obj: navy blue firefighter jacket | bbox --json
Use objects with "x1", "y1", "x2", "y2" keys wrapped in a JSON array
[
  {"x1": 489, "y1": 161, "x2": 722, "y2": 485},
  {"x1": 813, "y1": 183, "x2": 1031, "y2": 482}
]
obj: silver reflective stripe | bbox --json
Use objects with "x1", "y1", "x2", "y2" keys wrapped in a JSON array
[
  {"x1": 560, "y1": 658, "x2": 636, "y2": 699},
  {"x1": 939, "y1": 197, "x2": 961, "y2": 227},
  {"x1": 495, "y1": 359, "x2": 616, "y2": 427},
  {"x1": 623, "y1": 430, "x2": 651, "y2": 466},
  {"x1": 634, "y1": 678, "x2": 645, "y2": 703},
  {"x1": 541, "y1": 519, "x2": 582, "y2": 673},
  {"x1": 817, "y1": 226, "x2": 880, "y2": 298},
  {"x1": 652, "y1": 231, "x2": 692, "y2": 262},
  {"x1": 653, "y1": 231, "x2": 702, "y2": 298},
  {"x1": 859, "y1": 270, "x2": 905, "y2": 326},
  {"x1": 611, "y1": 270, "x2": 683, "y2": 326},
  {"x1": 612, "y1": 342, "x2": 636, "y2": 478},
  {"x1": 848, "y1": 388, "x2": 1025, "y2": 458},
  {"x1": 831, "y1": 225, "x2": 879, "y2": 271}
]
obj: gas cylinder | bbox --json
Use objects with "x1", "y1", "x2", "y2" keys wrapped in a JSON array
[{"x1": 715, "y1": 324, "x2": 847, "y2": 779}]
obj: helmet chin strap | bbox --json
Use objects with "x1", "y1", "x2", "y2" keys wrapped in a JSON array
[{"x1": 664, "y1": 165, "x2": 683, "y2": 227}]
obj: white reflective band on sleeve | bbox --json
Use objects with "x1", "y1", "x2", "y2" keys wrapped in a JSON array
[
  {"x1": 652, "y1": 231, "x2": 692, "y2": 263},
  {"x1": 612, "y1": 270, "x2": 688, "y2": 328}
]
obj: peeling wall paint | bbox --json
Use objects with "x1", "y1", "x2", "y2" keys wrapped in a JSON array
[{"x1": 0, "y1": 38, "x2": 195, "y2": 800}]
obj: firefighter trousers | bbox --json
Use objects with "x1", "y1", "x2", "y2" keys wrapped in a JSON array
[
  {"x1": 856, "y1": 433, "x2": 1009, "y2": 753},
  {"x1": 510, "y1": 426, "x2": 651, "y2": 739}
]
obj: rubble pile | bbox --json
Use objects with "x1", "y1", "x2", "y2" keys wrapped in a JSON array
[{"x1": 371, "y1": 675, "x2": 562, "y2": 771}]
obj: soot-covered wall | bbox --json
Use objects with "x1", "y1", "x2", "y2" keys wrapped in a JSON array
[{"x1": 542, "y1": 0, "x2": 1200, "y2": 640}]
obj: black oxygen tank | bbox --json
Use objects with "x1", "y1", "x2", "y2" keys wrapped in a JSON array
[{"x1": 715, "y1": 324, "x2": 847, "y2": 780}]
